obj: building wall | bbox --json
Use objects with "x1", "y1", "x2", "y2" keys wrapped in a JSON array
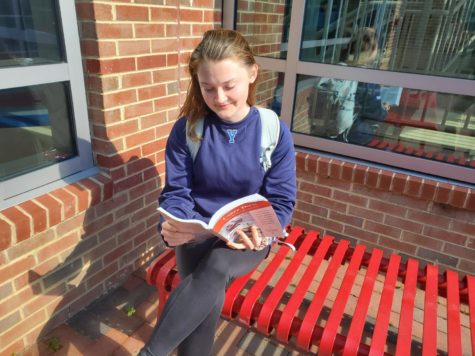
[
  {"x1": 0, "y1": 1, "x2": 221, "y2": 354},
  {"x1": 0, "y1": 1, "x2": 474, "y2": 354},
  {"x1": 294, "y1": 153, "x2": 475, "y2": 274}
]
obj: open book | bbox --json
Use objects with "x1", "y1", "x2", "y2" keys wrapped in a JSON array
[{"x1": 157, "y1": 193, "x2": 284, "y2": 243}]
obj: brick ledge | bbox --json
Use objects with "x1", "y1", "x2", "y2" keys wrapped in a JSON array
[
  {"x1": 296, "y1": 152, "x2": 475, "y2": 211},
  {"x1": 0, "y1": 172, "x2": 113, "y2": 251}
]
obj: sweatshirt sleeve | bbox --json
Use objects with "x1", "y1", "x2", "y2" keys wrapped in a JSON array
[
  {"x1": 260, "y1": 120, "x2": 296, "y2": 228},
  {"x1": 158, "y1": 118, "x2": 207, "y2": 222}
]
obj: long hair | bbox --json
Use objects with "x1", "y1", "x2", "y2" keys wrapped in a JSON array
[{"x1": 180, "y1": 29, "x2": 258, "y2": 141}]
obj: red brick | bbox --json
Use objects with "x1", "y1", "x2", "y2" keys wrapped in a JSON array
[
  {"x1": 135, "y1": 24, "x2": 165, "y2": 38},
  {"x1": 2, "y1": 207, "x2": 31, "y2": 243},
  {"x1": 77, "y1": 178, "x2": 102, "y2": 206},
  {"x1": 137, "y1": 54, "x2": 167, "y2": 70},
  {"x1": 366, "y1": 167, "x2": 379, "y2": 188},
  {"x1": 365, "y1": 220, "x2": 401, "y2": 239},
  {"x1": 329, "y1": 211, "x2": 364, "y2": 228},
  {"x1": 180, "y1": 8, "x2": 204, "y2": 22},
  {"x1": 124, "y1": 102, "x2": 155, "y2": 120},
  {"x1": 138, "y1": 84, "x2": 167, "y2": 101},
  {"x1": 444, "y1": 243, "x2": 475, "y2": 261},
  {"x1": 114, "y1": 174, "x2": 144, "y2": 194},
  {"x1": 317, "y1": 156, "x2": 330, "y2": 177},
  {"x1": 385, "y1": 215, "x2": 423, "y2": 234},
  {"x1": 76, "y1": 2, "x2": 113, "y2": 21},
  {"x1": 50, "y1": 188, "x2": 76, "y2": 220},
  {"x1": 18, "y1": 200, "x2": 47, "y2": 235},
  {"x1": 93, "y1": 58, "x2": 136, "y2": 75},
  {"x1": 35, "y1": 194, "x2": 62, "y2": 227},
  {"x1": 122, "y1": 72, "x2": 153, "y2": 88},
  {"x1": 92, "y1": 174, "x2": 113, "y2": 201},
  {"x1": 0, "y1": 255, "x2": 35, "y2": 284},
  {"x1": 423, "y1": 226, "x2": 467, "y2": 246},
  {"x1": 341, "y1": 162, "x2": 354, "y2": 181},
  {"x1": 295, "y1": 153, "x2": 307, "y2": 172},
  {"x1": 329, "y1": 160, "x2": 342, "y2": 179},
  {"x1": 311, "y1": 216, "x2": 344, "y2": 233},
  {"x1": 401, "y1": 231, "x2": 443, "y2": 251},
  {"x1": 391, "y1": 173, "x2": 406, "y2": 194},
  {"x1": 116, "y1": 5, "x2": 149, "y2": 21},
  {"x1": 420, "y1": 179, "x2": 437, "y2": 201},
  {"x1": 434, "y1": 182, "x2": 452, "y2": 204},
  {"x1": 0, "y1": 309, "x2": 46, "y2": 350},
  {"x1": 353, "y1": 164, "x2": 367, "y2": 185},
  {"x1": 118, "y1": 40, "x2": 151, "y2": 56},
  {"x1": 296, "y1": 201, "x2": 328, "y2": 218},
  {"x1": 405, "y1": 176, "x2": 423, "y2": 197},
  {"x1": 333, "y1": 190, "x2": 368, "y2": 207},
  {"x1": 450, "y1": 185, "x2": 469, "y2": 208},
  {"x1": 151, "y1": 38, "x2": 180, "y2": 53},
  {"x1": 153, "y1": 95, "x2": 179, "y2": 110},
  {"x1": 378, "y1": 170, "x2": 393, "y2": 191},
  {"x1": 406, "y1": 210, "x2": 450, "y2": 230},
  {"x1": 368, "y1": 200, "x2": 406, "y2": 217},
  {"x1": 95, "y1": 23, "x2": 134, "y2": 39},
  {"x1": 348, "y1": 205, "x2": 384, "y2": 223},
  {"x1": 65, "y1": 184, "x2": 89, "y2": 213},
  {"x1": 151, "y1": 7, "x2": 178, "y2": 21},
  {"x1": 103, "y1": 89, "x2": 138, "y2": 108},
  {"x1": 344, "y1": 225, "x2": 379, "y2": 244},
  {"x1": 378, "y1": 236, "x2": 416, "y2": 255},
  {"x1": 466, "y1": 190, "x2": 475, "y2": 210},
  {"x1": 0, "y1": 217, "x2": 12, "y2": 251}
]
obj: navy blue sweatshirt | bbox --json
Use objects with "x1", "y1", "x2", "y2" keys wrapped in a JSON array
[{"x1": 159, "y1": 106, "x2": 296, "y2": 229}]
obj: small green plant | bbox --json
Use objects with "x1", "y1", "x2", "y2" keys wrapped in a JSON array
[
  {"x1": 45, "y1": 336, "x2": 62, "y2": 352},
  {"x1": 125, "y1": 305, "x2": 136, "y2": 317}
]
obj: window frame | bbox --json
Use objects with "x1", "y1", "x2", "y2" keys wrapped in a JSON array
[
  {"x1": 0, "y1": 0, "x2": 95, "y2": 208},
  {"x1": 225, "y1": 1, "x2": 475, "y2": 185}
]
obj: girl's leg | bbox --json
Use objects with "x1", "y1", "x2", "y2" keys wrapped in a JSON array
[{"x1": 141, "y1": 240, "x2": 269, "y2": 356}]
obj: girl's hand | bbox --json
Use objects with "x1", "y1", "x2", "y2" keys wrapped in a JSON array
[
  {"x1": 161, "y1": 220, "x2": 196, "y2": 247},
  {"x1": 226, "y1": 225, "x2": 267, "y2": 251}
]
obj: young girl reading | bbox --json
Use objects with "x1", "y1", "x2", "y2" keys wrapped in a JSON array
[{"x1": 138, "y1": 29, "x2": 296, "y2": 356}]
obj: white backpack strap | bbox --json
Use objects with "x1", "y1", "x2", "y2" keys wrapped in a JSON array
[
  {"x1": 257, "y1": 107, "x2": 280, "y2": 172},
  {"x1": 185, "y1": 118, "x2": 204, "y2": 161}
]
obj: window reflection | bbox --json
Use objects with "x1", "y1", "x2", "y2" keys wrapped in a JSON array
[
  {"x1": 0, "y1": 0, "x2": 63, "y2": 68},
  {"x1": 301, "y1": 0, "x2": 475, "y2": 79},
  {"x1": 0, "y1": 83, "x2": 77, "y2": 181},
  {"x1": 256, "y1": 70, "x2": 284, "y2": 116},
  {"x1": 293, "y1": 74, "x2": 475, "y2": 168}
]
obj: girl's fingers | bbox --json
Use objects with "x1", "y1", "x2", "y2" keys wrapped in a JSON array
[
  {"x1": 236, "y1": 230, "x2": 255, "y2": 250},
  {"x1": 250, "y1": 226, "x2": 261, "y2": 247}
]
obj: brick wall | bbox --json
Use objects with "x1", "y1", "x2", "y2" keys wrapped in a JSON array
[
  {"x1": 293, "y1": 152, "x2": 475, "y2": 275},
  {"x1": 0, "y1": 1, "x2": 221, "y2": 354}
]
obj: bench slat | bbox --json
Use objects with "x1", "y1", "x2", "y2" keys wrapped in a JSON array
[
  {"x1": 319, "y1": 244, "x2": 366, "y2": 355},
  {"x1": 297, "y1": 239, "x2": 350, "y2": 351},
  {"x1": 276, "y1": 235, "x2": 334, "y2": 343},
  {"x1": 343, "y1": 248, "x2": 384, "y2": 356},
  {"x1": 395, "y1": 259, "x2": 419, "y2": 356},
  {"x1": 222, "y1": 269, "x2": 255, "y2": 319},
  {"x1": 370, "y1": 254, "x2": 401, "y2": 355},
  {"x1": 422, "y1": 264, "x2": 439, "y2": 356},
  {"x1": 238, "y1": 227, "x2": 302, "y2": 326},
  {"x1": 446, "y1": 270, "x2": 462, "y2": 355},
  {"x1": 468, "y1": 275, "x2": 475, "y2": 354},
  {"x1": 256, "y1": 230, "x2": 318, "y2": 336}
]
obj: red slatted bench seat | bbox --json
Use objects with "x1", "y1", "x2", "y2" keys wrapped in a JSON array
[{"x1": 146, "y1": 226, "x2": 475, "y2": 355}]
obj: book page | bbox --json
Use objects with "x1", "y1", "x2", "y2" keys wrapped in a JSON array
[
  {"x1": 157, "y1": 207, "x2": 211, "y2": 236},
  {"x1": 210, "y1": 199, "x2": 283, "y2": 242}
]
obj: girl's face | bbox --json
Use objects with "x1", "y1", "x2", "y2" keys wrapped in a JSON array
[{"x1": 197, "y1": 58, "x2": 258, "y2": 122}]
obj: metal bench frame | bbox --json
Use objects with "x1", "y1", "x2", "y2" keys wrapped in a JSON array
[{"x1": 146, "y1": 226, "x2": 475, "y2": 355}]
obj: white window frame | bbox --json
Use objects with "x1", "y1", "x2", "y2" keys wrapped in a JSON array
[
  {"x1": 0, "y1": 0, "x2": 96, "y2": 208},
  {"x1": 225, "y1": 1, "x2": 475, "y2": 185}
]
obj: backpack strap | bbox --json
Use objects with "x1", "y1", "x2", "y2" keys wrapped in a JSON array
[
  {"x1": 257, "y1": 107, "x2": 280, "y2": 172},
  {"x1": 185, "y1": 107, "x2": 280, "y2": 172},
  {"x1": 185, "y1": 119, "x2": 204, "y2": 162}
]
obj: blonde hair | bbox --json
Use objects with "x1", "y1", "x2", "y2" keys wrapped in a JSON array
[
  {"x1": 179, "y1": 29, "x2": 258, "y2": 141},
  {"x1": 346, "y1": 27, "x2": 379, "y2": 65}
]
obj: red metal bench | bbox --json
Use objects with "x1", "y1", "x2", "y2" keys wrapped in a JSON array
[{"x1": 146, "y1": 226, "x2": 475, "y2": 355}]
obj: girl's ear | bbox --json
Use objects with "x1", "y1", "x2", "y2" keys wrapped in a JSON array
[{"x1": 249, "y1": 64, "x2": 258, "y2": 83}]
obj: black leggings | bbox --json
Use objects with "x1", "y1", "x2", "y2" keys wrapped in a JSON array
[{"x1": 140, "y1": 238, "x2": 269, "y2": 356}]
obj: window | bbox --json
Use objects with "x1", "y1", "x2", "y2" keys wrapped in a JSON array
[
  {"x1": 227, "y1": 0, "x2": 475, "y2": 184},
  {"x1": 0, "y1": 0, "x2": 93, "y2": 207}
]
